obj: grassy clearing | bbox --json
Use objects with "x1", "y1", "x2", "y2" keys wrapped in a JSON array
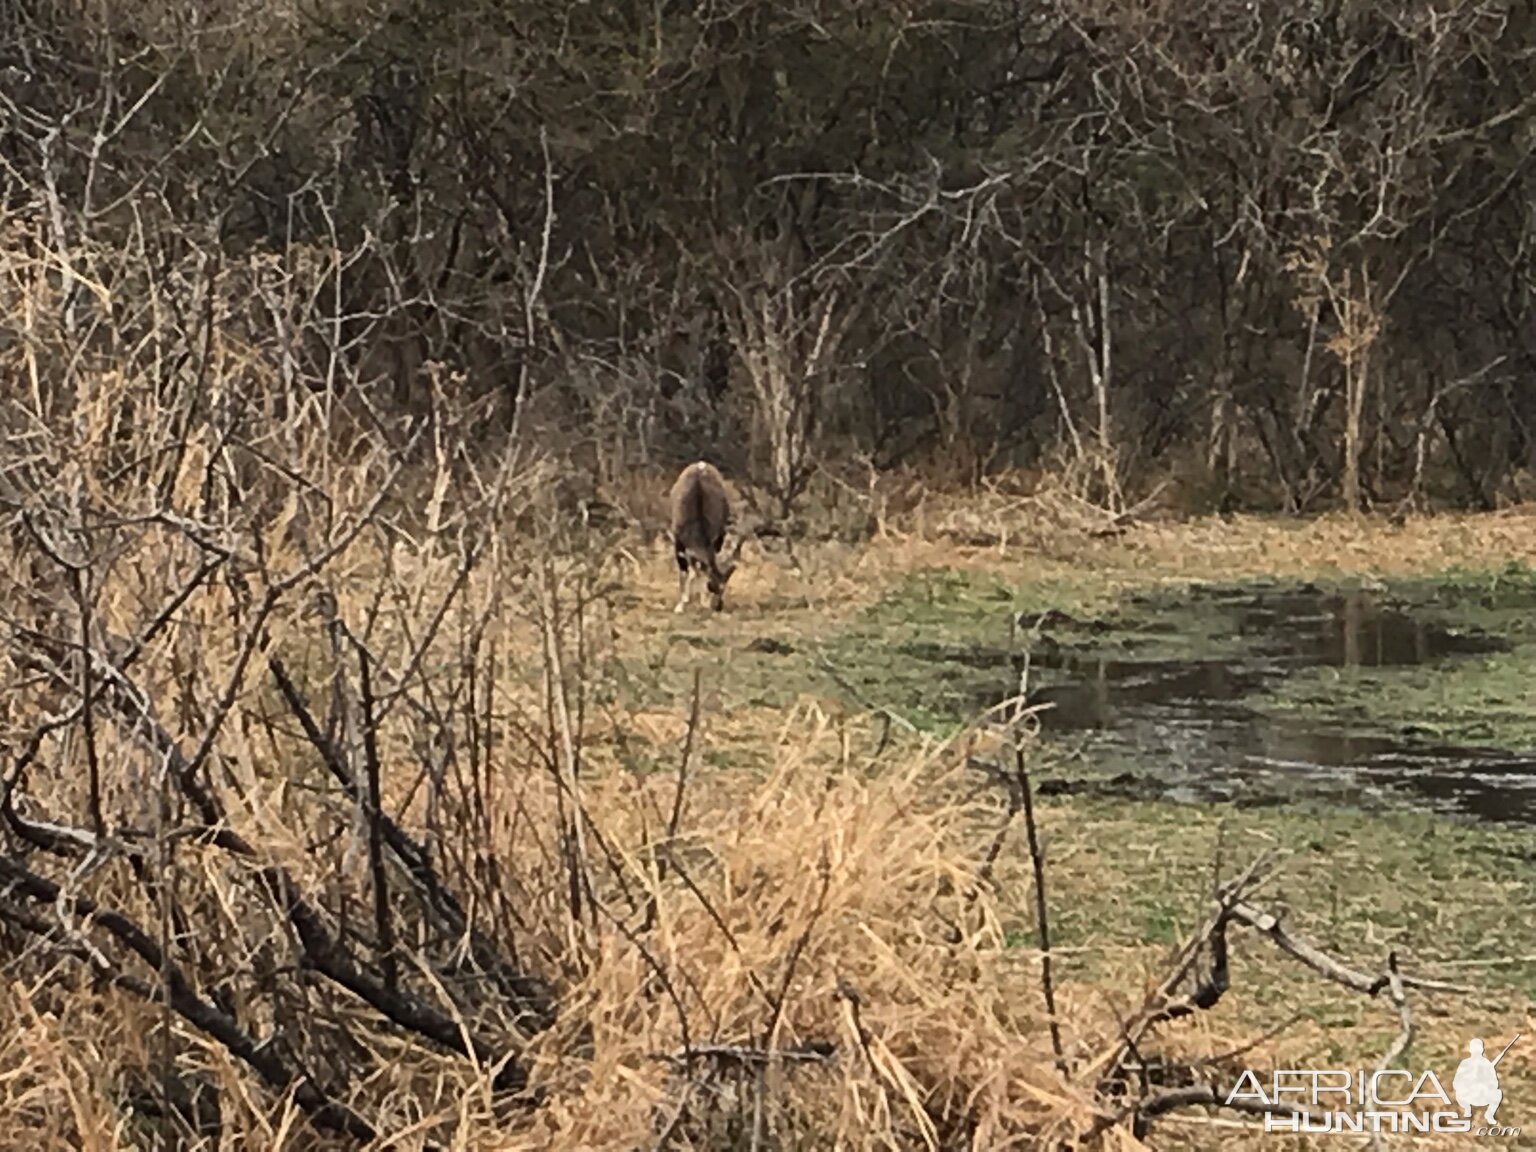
[
  {"x1": 8, "y1": 480, "x2": 1536, "y2": 1150},
  {"x1": 604, "y1": 505, "x2": 1536, "y2": 1148}
]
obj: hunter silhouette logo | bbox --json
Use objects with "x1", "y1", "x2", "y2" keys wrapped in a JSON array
[
  {"x1": 1228, "y1": 1032, "x2": 1522, "y2": 1136},
  {"x1": 1454, "y1": 1035, "x2": 1518, "y2": 1125}
]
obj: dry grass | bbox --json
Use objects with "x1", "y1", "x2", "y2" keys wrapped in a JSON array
[
  {"x1": 0, "y1": 335, "x2": 1113, "y2": 1149},
  {"x1": 4, "y1": 440, "x2": 1532, "y2": 1148},
  {"x1": 0, "y1": 508, "x2": 1119, "y2": 1150},
  {"x1": 2, "y1": 225, "x2": 1532, "y2": 1151}
]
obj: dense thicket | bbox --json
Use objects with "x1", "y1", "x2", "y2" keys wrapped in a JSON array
[{"x1": 4, "y1": 0, "x2": 1534, "y2": 513}]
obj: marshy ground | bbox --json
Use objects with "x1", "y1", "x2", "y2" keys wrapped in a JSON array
[
  {"x1": 616, "y1": 503, "x2": 1536, "y2": 1148},
  {"x1": 9, "y1": 477, "x2": 1536, "y2": 1151}
]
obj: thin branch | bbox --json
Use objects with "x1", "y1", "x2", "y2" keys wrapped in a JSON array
[
  {"x1": 356, "y1": 637, "x2": 397, "y2": 989},
  {"x1": 1013, "y1": 745, "x2": 1064, "y2": 1071},
  {"x1": 1369, "y1": 951, "x2": 1413, "y2": 1152},
  {"x1": 1228, "y1": 902, "x2": 1471, "y2": 996}
]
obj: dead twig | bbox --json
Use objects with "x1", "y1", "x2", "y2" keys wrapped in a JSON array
[
  {"x1": 1097, "y1": 852, "x2": 1278, "y2": 1087},
  {"x1": 657, "y1": 1041, "x2": 836, "y2": 1070},
  {"x1": 1013, "y1": 745, "x2": 1065, "y2": 1072},
  {"x1": 1369, "y1": 951, "x2": 1413, "y2": 1152},
  {"x1": 1228, "y1": 901, "x2": 1472, "y2": 995}
]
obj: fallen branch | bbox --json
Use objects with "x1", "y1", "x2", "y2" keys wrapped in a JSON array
[
  {"x1": 1087, "y1": 855, "x2": 1472, "y2": 1145},
  {"x1": 1228, "y1": 901, "x2": 1472, "y2": 995},
  {"x1": 1133, "y1": 1083, "x2": 1322, "y2": 1129},
  {"x1": 1099, "y1": 852, "x2": 1277, "y2": 1084},
  {"x1": 0, "y1": 856, "x2": 377, "y2": 1141},
  {"x1": 1369, "y1": 951, "x2": 1413, "y2": 1152}
]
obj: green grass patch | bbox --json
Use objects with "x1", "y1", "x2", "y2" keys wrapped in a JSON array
[
  {"x1": 1033, "y1": 793, "x2": 1536, "y2": 1000},
  {"x1": 1256, "y1": 569, "x2": 1536, "y2": 748}
]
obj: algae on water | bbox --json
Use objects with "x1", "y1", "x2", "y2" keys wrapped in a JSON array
[{"x1": 823, "y1": 568, "x2": 1536, "y2": 823}]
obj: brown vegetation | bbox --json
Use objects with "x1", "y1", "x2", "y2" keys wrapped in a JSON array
[
  {"x1": 3, "y1": 0, "x2": 1535, "y2": 1146},
  {"x1": 5, "y1": 0, "x2": 1535, "y2": 513},
  {"x1": 0, "y1": 335, "x2": 1519, "y2": 1145}
]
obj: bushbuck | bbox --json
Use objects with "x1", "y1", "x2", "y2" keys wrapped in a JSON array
[{"x1": 668, "y1": 461, "x2": 744, "y2": 612}]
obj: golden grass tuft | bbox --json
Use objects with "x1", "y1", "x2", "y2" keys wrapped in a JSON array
[{"x1": 499, "y1": 709, "x2": 1108, "y2": 1151}]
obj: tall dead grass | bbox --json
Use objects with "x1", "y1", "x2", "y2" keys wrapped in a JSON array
[
  {"x1": 2, "y1": 196, "x2": 1518, "y2": 1152},
  {"x1": 0, "y1": 221, "x2": 1133, "y2": 1150}
]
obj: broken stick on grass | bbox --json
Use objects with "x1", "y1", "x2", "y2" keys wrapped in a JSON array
[{"x1": 1088, "y1": 852, "x2": 1471, "y2": 1143}]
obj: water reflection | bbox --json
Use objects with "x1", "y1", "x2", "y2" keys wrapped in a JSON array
[{"x1": 985, "y1": 585, "x2": 1535, "y2": 823}]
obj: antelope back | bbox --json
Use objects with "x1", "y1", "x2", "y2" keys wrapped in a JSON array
[{"x1": 669, "y1": 461, "x2": 730, "y2": 556}]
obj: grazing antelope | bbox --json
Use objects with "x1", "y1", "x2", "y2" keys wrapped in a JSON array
[{"x1": 668, "y1": 461, "x2": 744, "y2": 613}]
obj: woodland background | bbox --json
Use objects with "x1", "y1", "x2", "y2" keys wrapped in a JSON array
[{"x1": 6, "y1": 0, "x2": 1535, "y2": 518}]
